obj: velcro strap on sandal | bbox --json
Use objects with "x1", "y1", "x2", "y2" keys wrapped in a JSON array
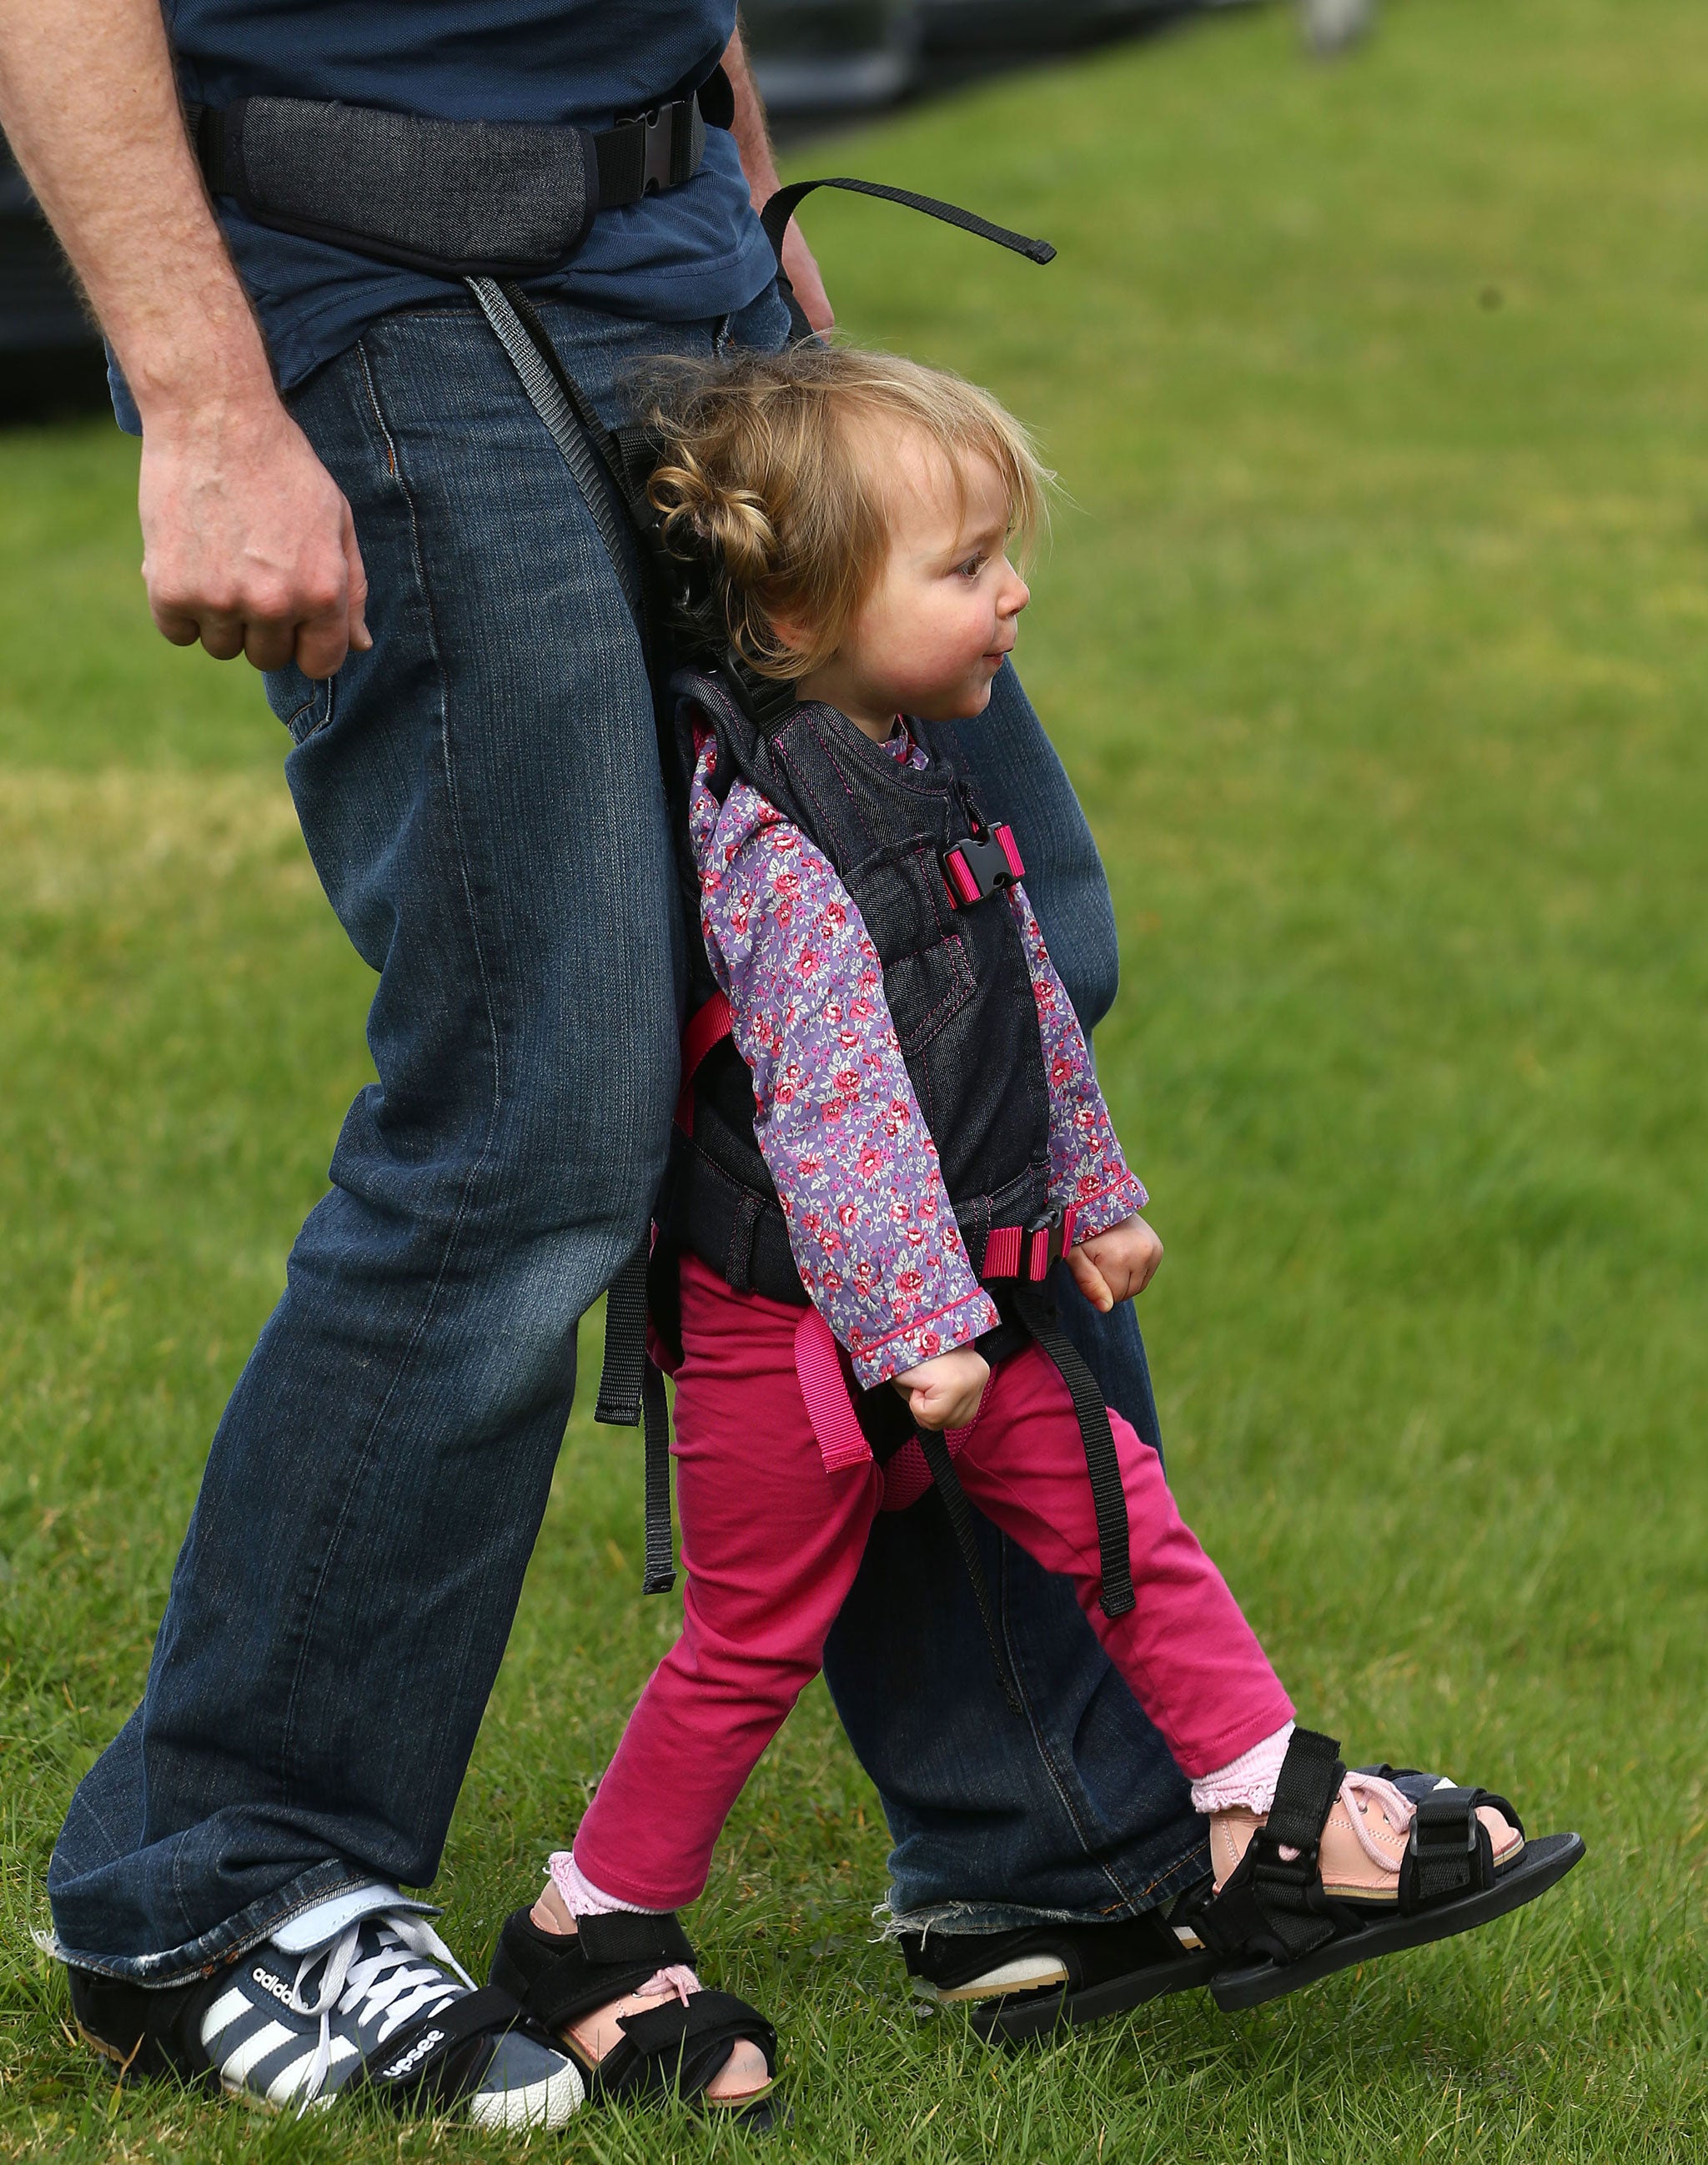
[
  {"x1": 617, "y1": 1987, "x2": 779, "y2": 2073},
  {"x1": 1264, "y1": 1726, "x2": 1347, "y2": 1853},
  {"x1": 1399, "y1": 1786, "x2": 1497, "y2": 1912},
  {"x1": 367, "y1": 1986, "x2": 529, "y2": 2095},
  {"x1": 575, "y1": 1909, "x2": 697, "y2": 1970},
  {"x1": 1198, "y1": 1727, "x2": 1348, "y2": 1965}
]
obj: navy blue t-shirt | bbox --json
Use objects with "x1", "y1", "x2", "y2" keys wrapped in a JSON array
[{"x1": 116, "y1": 3, "x2": 775, "y2": 426}]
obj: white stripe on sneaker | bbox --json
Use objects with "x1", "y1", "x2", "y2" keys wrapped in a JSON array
[
  {"x1": 264, "y1": 2035, "x2": 358, "y2": 2109},
  {"x1": 219, "y1": 2019, "x2": 297, "y2": 2089},
  {"x1": 199, "y1": 1987, "x2": 254, "y2": 2044}
]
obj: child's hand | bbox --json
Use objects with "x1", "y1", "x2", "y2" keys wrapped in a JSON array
[
  {"x1": 892, "y1": 1347, "x2": 990, "y2": 1433},
  {"x1": 1065, "y1": 1215, "x2": 1163, "y2": 1313}
]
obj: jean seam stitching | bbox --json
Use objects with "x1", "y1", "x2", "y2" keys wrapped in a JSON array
[{"x1": 274, "y1": 340, "x2": 508, "y2": 1815}]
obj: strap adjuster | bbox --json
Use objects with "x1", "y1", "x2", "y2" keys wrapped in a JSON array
[
  {"x1": 982, "y1": 1205, "x2": 1075, "y2": 1283},
  {"x1": 942, "y1": 823, "x2": 1025, "y2": 908}
]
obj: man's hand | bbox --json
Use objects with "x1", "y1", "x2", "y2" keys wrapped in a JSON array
[
  {"x1": 892, "y1": 1346, "x2": 989, "y2": 1433},
  {"x1": 1065, "y1": 1215, "x2": 1164, "y2": 1314},
  {"x1": 140, "y1": 395, "x2": 369, "y2": 676},
  {"x1": 0, "y1": 0, "x2": 370, "y2": 681}
]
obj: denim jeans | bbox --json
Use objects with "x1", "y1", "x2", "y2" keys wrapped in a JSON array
[{"x1": 48, "y1": 288, "x2": 1206, "y2": 1983}]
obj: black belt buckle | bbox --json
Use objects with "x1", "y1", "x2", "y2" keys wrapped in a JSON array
[{"x1": 619, "y1": 102, "x2": 681, "y2": 196}]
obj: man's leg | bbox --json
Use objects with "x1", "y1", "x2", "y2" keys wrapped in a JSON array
[
  {"x1": 48, "y1": 299, "x2": 716, "y2": 1982},
  {"x1": 823, "y1": 661, "x2": 1208, "y2": 1933}
]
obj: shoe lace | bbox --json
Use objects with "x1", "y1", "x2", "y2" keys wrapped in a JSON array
[
  {"x1": 1339, "y1": 1770, "x2": 1416, "y2": 1869},
  {"x1": 288, "y1": 1911, "x2": 473, "y2": 2112}
]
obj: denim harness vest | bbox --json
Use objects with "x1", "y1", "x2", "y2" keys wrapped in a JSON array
[{"x1": 655, "y1": 667, "x2": 1056, "y2": 1317}]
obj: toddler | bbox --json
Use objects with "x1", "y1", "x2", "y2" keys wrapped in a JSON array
[{"x1": 491, "y1": 345, "x2": 1575, "y2": 2110}]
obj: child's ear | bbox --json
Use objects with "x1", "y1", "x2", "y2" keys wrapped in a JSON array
[{"x1": 766, "y1": 608, "x2": 809, "y2": 655}]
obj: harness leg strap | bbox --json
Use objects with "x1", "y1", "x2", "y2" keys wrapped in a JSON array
[
  {"x1": 1012, "y1": 1282, "x2": 1135, "y2": 1617},
  {"x1": 912, "y1": 1424, "x2": 1024, "y2": 1718},
  {"x1": 640, "y1": 1359, "x2": 676, "y2": 1595},
  {"x1": 594, "y1": 1240, "x2": 677, "y2": 1595}
]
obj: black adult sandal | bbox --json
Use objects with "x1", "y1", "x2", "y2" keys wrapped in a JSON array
[
  {"x1": 900, "y1": 1901, "x2": 1220, "y2": 2046},
  {"x1": 490, "y1": 1906, "x2": 780, "y2": 2122},
  {"x1": 68, "y1": 1910, "x2": 581, "y2": 2125},
  {"x1": 1193, "y1": 1728, "x2": 1585, "y2": 2013}
]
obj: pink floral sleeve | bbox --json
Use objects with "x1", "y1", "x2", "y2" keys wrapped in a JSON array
[
  {"x1": 1006, "y1": 888, "x2": 1148, "y2": 1243},
  {"x1": 690, "y1": 741, "x2": 999, "y2": 1389}
]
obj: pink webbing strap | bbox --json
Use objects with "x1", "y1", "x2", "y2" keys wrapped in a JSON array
[
  {"x1": 983, "y1": 1205, "x2": 1078, "y2": 1283},
  {"x1": 943, "y1": 850, "x2": 982, "y2": 907},
  {"x1": 674, "y1": 990, "x2": 734, "y2": 1134},
  {"x1": 793, "y1": 1308, "x2": 873, "y2": 1475},
  {"x1": 994, "y1": 824, "x2": 1025, "y2": 882}
]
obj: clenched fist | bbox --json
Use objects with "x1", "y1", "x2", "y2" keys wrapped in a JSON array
[
  {"x1": 1064, "y1": 1214, "x2": 1163, "y2": 1313},
  {"x1": 892, "y1": 1345, "x2": 990, "y2": 1433}
]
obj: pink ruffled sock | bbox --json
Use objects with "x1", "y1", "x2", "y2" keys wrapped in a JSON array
[
  {"x1": 545, "y1": 1851, "x2": 699, "y2": 2006},
  {"x1": 1188, "y1": 1721, "x2": 1295, "y2": 1816}
]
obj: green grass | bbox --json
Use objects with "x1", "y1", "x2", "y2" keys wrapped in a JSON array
[{"x1": 3, "y1": 0, "x2": 1707, "y2": 2154}]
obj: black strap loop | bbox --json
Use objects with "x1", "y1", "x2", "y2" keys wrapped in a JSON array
[
  {"x1": 592, "y1": 1241, "x2": 677, "y2": 1596},
  {"x1": 640, "y1": 1359, "x2": 676, "y2": 1595},
  {"x1": 595, "y1": 1243, "x2": 650, "y2": 1426},
  {"x1": 760, "y1": 178, "x2": 1055, "y2": 269},
  {"x1": 1399, "y1": 1785, "x2": 1496, "y2": 1911}
]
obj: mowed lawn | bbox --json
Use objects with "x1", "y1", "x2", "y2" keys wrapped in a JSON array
[{"x1": 3, "y1": 0, "x2": 1706, "y2": 2156}]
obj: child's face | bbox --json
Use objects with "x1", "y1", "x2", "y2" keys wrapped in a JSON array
[{"x1": 798, "y1": 428, "x2": 1030, "y2": 735}]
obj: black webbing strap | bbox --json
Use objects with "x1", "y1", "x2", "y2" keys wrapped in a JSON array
[
  {"x1": 1198, "y1": 1727, "x2": 1347, "y2": 1965},
  {"x1": 593, "y1": 1243, "x2": 677, "y2": 1595},
  {"x1": 595, "y1": 1244, "x2": 649, "y2": 1425},
  {"x1": 1011, "y1": 1283, "x2": 1134, "y2": 1617},
  {"x1": 465, "y1": 277, "x2": 649, "y2": 652},
  {"x1": 912, "y1": 1424, "x2": 1023, "y2": 1718},
  {"x1": 760, "y1": 178, "x2": 1055, "y2": 270},
  {"x1": 638, "y1": 1361, "x2": 675, "y2": 1595}
]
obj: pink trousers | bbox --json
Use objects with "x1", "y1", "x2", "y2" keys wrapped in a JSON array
[{"x1": 574, "y1": 1255, "x2": 1294, "y2": 1909}]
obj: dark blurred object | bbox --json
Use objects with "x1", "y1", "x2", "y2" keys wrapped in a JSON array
[
  {"x1": 919, "y1": 0, "x2": 1186, "y2": 57},
  {"x1": 2, "y1": 133, "x2": 109, "y2": 421},
  {"x1": 744, "y1": 0, "x2": 922, "y2": 115},
  {"x1": 1300, "y1": 0, "x2": 1374, "y2": 55}
]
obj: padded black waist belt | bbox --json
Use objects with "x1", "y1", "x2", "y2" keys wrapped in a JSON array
[{"x1": 184, "y1": 76, "x2": 726, "y2": 279}]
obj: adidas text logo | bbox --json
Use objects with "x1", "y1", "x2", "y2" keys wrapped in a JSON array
[
  {"x1": 250, "y1": 1967, "x2": 296, "y2": 2007},
  {"x1": 380, "y1": 2028, "x2": 445, "y2": 2080}
]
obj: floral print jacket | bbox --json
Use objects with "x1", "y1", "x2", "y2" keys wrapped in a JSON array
[{"x1": 690, "y1": 723, "x2": 1147, "y2": 1388}]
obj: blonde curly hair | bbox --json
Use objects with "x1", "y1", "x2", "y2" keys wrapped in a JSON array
[{"x1": 644, "y1": 343, "x2": 1049, "y2": 681}]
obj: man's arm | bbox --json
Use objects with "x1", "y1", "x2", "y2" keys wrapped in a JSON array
[
  {"x1": 0, "y1": 0, "x2": 367, "y2": 676},
  {"x1": 722, "y1": 24, "x2": 833, "y2": 335}
]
